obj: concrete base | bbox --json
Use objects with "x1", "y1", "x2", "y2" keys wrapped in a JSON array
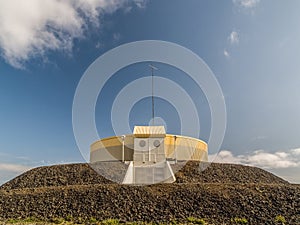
[{"x1": 122, "y1": 161, "x2": 176, "y2": 185}]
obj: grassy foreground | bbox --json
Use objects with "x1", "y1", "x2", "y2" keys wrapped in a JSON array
[{"x1": 0, "y1": 215, "x2": 288, "y2": 225}]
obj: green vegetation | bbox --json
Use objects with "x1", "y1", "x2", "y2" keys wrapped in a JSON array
[
  {"x1": 50, "y1": 217, "x2": 65, "y2": 224},
  {"x1": 65, "y1": 215, "x2": 73, "y2": 222},
  {"x1": 6, "y1": 219, "x2": 19, "y2": 224},
  {"x1": 186, "y1": 217, "x2": 207, "y2": 224},
  {"x1": 6, "y1": 216, "x2": 293, "y2": 225},
  {"x1": 101, "y1": 219, "x2": 120, "y2": 225},
  {"x1": 231, "y1": 217, "x2": 248, "y2": 224},
  {"x1": 0, "y1": 218, "x2": 212, "y2": 225},
  {"x1": 274, "y1": 215, "x2": 286, "y2": 225},
  {"x1": 4, "y1": 217, "x2": 40, "y2": 224},
  {"x1": 89, "y1": 217, "x2": 98, "y2": 223}
]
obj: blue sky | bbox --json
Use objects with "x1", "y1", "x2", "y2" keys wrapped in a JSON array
[{"x1": 1, "y1": 0, "x2": 300, "y2": 184}]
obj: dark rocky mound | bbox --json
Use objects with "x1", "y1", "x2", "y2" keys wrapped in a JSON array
[
  {"x1": 173, "y1": 161, "x2": 289, "y2": 184},
  {"x1": 0, "y1": 162, "x2": 298, "y2": 225},
  {"x1": 0, "y1": 161, "x2": 288, "y2": 190},
  {"x1": 0, "y1": 163, "x2": 112, "y2": 190},
  {"x1": 0, "y1": 183, "x2": 299, "y2": 224}
]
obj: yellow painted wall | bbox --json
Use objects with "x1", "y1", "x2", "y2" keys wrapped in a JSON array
[{"x1": 90, "y1": 134, "x2": 207, "y2": 163}]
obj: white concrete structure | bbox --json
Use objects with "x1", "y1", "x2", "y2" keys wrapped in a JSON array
[{"x1": 90, "y1": 126, "x2": 208, "y2": 184}]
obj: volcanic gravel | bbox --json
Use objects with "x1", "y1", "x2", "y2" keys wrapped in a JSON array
[
  {"x1": 0, "y1": 162, "x2": 299, "y2": 225},
  {"x1": 0, "y1": 162, "x2": 288, "y2": 190}
]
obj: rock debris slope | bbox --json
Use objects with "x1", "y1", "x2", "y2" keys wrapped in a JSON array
[{"x1": 0, "y1": 161, "x2": 299, "y2": 225}]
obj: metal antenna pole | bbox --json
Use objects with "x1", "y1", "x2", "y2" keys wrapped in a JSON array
[
  {"x1": 151, "y1": 66, "x2": 154, "y2": 126},
  {"x1": 149, "y1": 64, "x2": 158, "y2": 126}
]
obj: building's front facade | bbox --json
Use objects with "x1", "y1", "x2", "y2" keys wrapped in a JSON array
[{"x1": 90, "y1": 126, "x2": 208, "y2": 184}]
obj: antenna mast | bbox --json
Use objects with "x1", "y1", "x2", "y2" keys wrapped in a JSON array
[{"x1": 149, "y1": 64, "x2": 158, "y2": 126}]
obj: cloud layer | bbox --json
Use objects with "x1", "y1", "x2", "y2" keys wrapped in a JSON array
[
  {"x1": 223, "y1": 31, "x2": 239, "y2": 58},
  {"x1": 223, "y1": 49, "x2": 230, "y2": 58},
  {"x1": 229, "y1": 31, "x2": 239, "y2": 45},
  {"x1": 211, "y1": 148, "x2": 300, "y2": 169},
  {"x1": 0, "y1": 0, "x2": 144, "y2": 68},
  {"x1": 0, "y1": 163, "x2": 31, "y2": 185},
  {"x1": 0, "y1": 163, "x2": 30, "y2": 172},
  {"x1": 233, "y1": 0, "x2": 260, "y2": 9}
]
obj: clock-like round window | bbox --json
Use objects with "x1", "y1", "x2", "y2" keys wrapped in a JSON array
[
  {"x1": 139, "y1": 140, "x2": 146, "y2": 147},
  {"x1": 153, "y1": 140, "x2": 161, "y2": 147}
]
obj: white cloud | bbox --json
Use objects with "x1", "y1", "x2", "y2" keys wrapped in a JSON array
[
  {"x1": 233, "y1": 0, "x2": 260, "y2": 8},
  {"x1": 291, "y1": 148, "x2": 300, "y2": 155},
  {"x1": 0, "y1": 163, "x2": 31, "y2": 172},
  {"x1": 223, "y1": 49, "x2": 230, "y2": 58},
  {"x1": 0, "y1": 0, "x2": 146, "y2": 68},
  {"x1": 247, "y1": 150, "x2": 298, "y2": 168},
  {"x1": 211, "y1": 148, "x2": 300, "y2": 169},
  {"x1": 134, "y1": 0, "x2": 148, "y2": 9},
  {"x1": 95, "y1": 41, "x2": 103, "y2": 49},
  {"x1": 0, "y1": 163, "x2": 32, "y2": 185},
  {"x1": 123, "y1": 6, "x2": 133, "y2": 14},
  {"x1": 229, "y1": 31, "x2": 239, "y2": 45},
  {"x1": 209, "y1": 150, "x2": 240, "y2": 163},
  {"x1": 113, "y1": 32, "x2": 121, "y2": 41}
]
